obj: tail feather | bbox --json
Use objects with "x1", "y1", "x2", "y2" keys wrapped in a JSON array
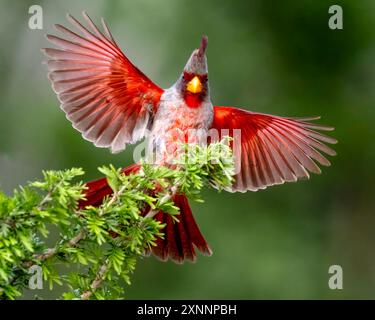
[
  {"x1": 177, "y1": 195, "x2": 212, "y2": 256},
  {"x1": 151, "y1": 212, "x2": 167, "y2": 260},
  {"x1": 79, "y1": 164, "x2": 212, "y2": 263},
  {"x1": 175, "y1": 209, "x2": 195, "y2": 261}
]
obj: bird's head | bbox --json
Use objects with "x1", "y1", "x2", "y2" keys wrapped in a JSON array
[{"x1": 176, "y1": 35, "x2": 209, "y2": 108}]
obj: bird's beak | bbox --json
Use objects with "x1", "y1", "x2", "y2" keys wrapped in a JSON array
[{"x1": 186, "y1": 76, "x2": 202, "y2": 94}]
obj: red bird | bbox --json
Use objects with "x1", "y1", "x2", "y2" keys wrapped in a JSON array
[{"x1": 43, "y1": 12, "x2": 337, "y2": 263}]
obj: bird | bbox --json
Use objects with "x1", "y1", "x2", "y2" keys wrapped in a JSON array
[{"x1": 43, "y1": 12, "x2": 337, "y2": 264}]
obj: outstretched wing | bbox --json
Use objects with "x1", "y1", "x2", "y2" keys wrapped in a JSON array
[
  {"x1": 43, "y1": 12, "x2": 163, "y2": 153},
  {"x1": 211, "y1": 106, "x2": 337, "y2": 192}
]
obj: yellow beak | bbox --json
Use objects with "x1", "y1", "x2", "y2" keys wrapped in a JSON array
[{"x1": 186, "y1": 76, "x2": 202, "y2": 94}]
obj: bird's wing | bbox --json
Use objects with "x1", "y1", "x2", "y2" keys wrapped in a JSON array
[
  {"x1": 211, "y1": 106, "x2": 337, "y2": 192},
  {"x1": 43, "y1": 12, "x2": 164, "y2": 153}
]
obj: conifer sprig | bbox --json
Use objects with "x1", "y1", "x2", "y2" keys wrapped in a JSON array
[{"x1": 0, "y1": 140, "x2": 234, "y2": 300}]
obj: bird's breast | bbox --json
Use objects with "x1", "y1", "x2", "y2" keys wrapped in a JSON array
[{"x1": 147, "y1": 91, "x2": 213, "y2": 163}]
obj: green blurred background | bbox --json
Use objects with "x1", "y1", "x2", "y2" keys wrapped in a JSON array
[{"x1": 1, "y1": 0, "x2": 374, "y2": 299}]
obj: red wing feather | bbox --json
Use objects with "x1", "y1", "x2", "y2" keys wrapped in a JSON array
[
  {"x1": 211, "y1": 106, "x2": 337, "y2": 192},
  {"x1": 43, "y1": 12, "x2": 163, "y2": 153}
]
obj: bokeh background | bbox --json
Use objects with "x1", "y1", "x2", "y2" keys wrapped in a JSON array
[{"x1": 1, "y1": 0, "x2": 374, "y2": 299}]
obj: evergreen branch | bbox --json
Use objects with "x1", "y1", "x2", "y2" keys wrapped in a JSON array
[{"x1": 0, "y1": 140, "x2": 234, "y2": 300}]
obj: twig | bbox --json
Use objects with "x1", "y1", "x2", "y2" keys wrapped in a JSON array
[
  {"x1": 98, "y1": 185, "x2": 127, "y2": 216},
  {"x1": 37, "y1": 180, "x2": 64, "y2": 210},
  {"x1": 23, "y1": 230, "x2": 85, "y2": 268},
  {"x1": 144, "y1": 185, "x2": 179, "y2": 219},
  {"x1": 81, "y1": 260, "x2": 109, "y2": 300}
]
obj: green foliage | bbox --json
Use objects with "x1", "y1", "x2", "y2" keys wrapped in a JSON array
[{"x1": 0, "y1": 141, "x2": 234, "y2": 300}]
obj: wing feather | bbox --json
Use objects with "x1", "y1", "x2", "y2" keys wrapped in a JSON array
[
  {"x1": 43, "y1": 12, "x2": 163, "y2": 153},
  {"x1": 211, "y1": 106, "x2": 337, "y2": 192}
]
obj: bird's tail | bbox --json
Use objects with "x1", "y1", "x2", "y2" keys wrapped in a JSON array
[{"x1": 79, "y1": 164, "x2": 212, "y2": 263}]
